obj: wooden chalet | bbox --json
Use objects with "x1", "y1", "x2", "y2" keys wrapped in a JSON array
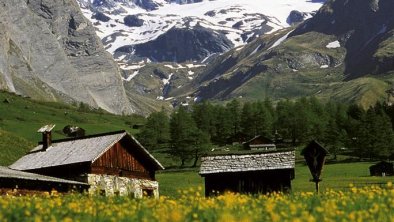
[
  {"x1": 10, "y1": 128, "x2": 164, "y2": 197},
  {"x1": 369, "y1": 161, "x2": 394, "y2": 176},
  {"x1": 0, "y1": 166, "x2": 88, "y2": 194},
  {"x1": 243, "y1": 135, "x2": 276, "y2": 150},
  {"x1": 199, "y1": 149, "x2": 295, "y2": 196}
]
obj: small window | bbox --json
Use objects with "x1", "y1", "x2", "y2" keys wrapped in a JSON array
[
  {"x1": 142, "y1": 189, "x2": 154, "y2": 197},
  {"x1": 99, "y1": 189, "x2": 106, "y2": 196}
]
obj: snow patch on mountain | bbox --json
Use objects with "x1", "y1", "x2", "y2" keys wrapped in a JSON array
[
  {"x1": 77, "y1": 0, "x2": 324, "y2": 59},
  {"x1": 122, "y1": 70, "x2": 140, "y2": 81},
  {"x1": 268, "y1": 30, "x2": 293, "y2": 50},
  {"x1": 326, "y1": 40, "x2": 340, "y2": 49}
]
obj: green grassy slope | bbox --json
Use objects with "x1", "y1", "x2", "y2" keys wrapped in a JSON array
[
  {"x1": 0, "y1": 90, "x2": 144, "y2": 164},
  {"x1": 0, "y1": 129, "x2": 34, "y2": 165},
  {"x1": 188, "y1": 29, "x2": 394, "y2": 108}
]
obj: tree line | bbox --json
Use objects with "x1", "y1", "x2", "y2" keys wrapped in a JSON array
[{"x1": 137, "y1": 98, "x2": 394, "y2": 166}]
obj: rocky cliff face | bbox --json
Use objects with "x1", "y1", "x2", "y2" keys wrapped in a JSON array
[
  {"x1": 0, "y1": 0, "x2": 134, "y2": 114},
  {"x1": 116, "y1": 26, "x2": 234, "y2": 63}
]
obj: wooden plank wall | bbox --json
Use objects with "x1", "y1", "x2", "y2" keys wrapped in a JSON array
[{"x1": 91, "y1": 142, "x2": 153, "y2": 180}]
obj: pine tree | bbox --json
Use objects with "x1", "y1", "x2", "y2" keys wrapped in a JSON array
[
  {"x1": 351, "y1": 105, "x2": 394, "y2": 160},
  {"x1": 322, "y1": 119, "x2": 346, "y2": 160},
  {"x1": 137, "y1": 109, "x2": 170, "y2": 150},
  {"x1": 170, "y1": 106, "x2": 210, "y2": 167},
  {"x1": 254, "y1": 101, "x2": 273, "y2": 137},
  {"x1": 192, "y1": 101, "x2": 216, "y2": 139},
  {"x1": 241, "y1": 102, "x2": 256, "y2": 138},
  {"x1": 275, "y1": 100, "x2": 294, "y2": 143},
  {"x1": 212, "y1": 106, "x2": 232, "y2": 145},
  {"x1": 226, "y1": 99, "x2": 241, "y2": 136}
]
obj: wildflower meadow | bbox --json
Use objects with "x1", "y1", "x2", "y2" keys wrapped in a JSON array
[{"x1": 0, "y1": 184, "x2": 393, "y2": 222}]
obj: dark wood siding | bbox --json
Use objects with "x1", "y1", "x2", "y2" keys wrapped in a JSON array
[
  {"x1": 0, "y1": 178, "x2": 88, "y2": 194},
  {"x1": 91, "y1": 141, "x2": 154, "y2": 180},
  {"x1": 203, "y1": 169, "x2": 294, "y2": 196},
  {"x1": 27, "y1": 163, "x2": 91, "y2": 180}
]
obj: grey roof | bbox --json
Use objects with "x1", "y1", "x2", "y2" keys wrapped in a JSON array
[
  {"x1": 10, "y1": 131, "x2": 164, "y2": 171},
  {"x1": 199, "y1": 150, "x2": 295, "y2": 175},
  {"x1": 249, "y1": 144, "x2": 276, "y2": 148},
  {"x1": 0, "y1": 166, "x2": 88, "y2": 185}
]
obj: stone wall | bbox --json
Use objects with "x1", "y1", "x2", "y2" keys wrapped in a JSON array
[
  {"x1": 200, "y1": 150, "x2": 295, "y2": 175},
  {"x1": 86, "y1": 174, "x2": 159, "y2": 198}
]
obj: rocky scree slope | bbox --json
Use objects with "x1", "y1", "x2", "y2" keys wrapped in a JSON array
[{"x1": 0, "y1": 0, "x2": 137, "y2": 114}]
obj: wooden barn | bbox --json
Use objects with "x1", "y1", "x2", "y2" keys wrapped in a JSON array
[
  {"x1": 10, "y1": 128, "x2": 164, "y2": 198},
  {"x1": 369, "y1": 161, "x2": 394, "y2": 176},
  {"x1": 0, "y1": 166, "x2": 88, "y2": 194},
  {"x1": 199, "y1": 149, "x2": 295, "y2": 196},
  {"x1": 243, "y1": 135, "x2": 276, "y2": 150}
]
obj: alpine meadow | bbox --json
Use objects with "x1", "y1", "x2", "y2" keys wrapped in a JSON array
[{"x1": 1, "y1": 0, "x2": 394, "y2": 221}]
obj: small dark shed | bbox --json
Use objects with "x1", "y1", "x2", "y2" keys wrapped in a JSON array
[
  {"x1": 369, "y1": 161, "x2": 394, "y2": 176},
  {"x1": 243, "y1": 135, "x2": 276, "y2": 150},
  {"x1": 0, "y1": 166, "x2": 88, "y2": 194},
  {"x1": 199, "y1": 149, "x2": 295, "y2": 196}
]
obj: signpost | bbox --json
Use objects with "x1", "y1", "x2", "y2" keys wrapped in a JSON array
[{"x1": 301, "y1": 140, "x2": 329, "y2": 193}]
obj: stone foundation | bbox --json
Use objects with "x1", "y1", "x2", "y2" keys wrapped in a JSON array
[{"x1": 86, "y1": 174, "x2": 159, "y2": 198}]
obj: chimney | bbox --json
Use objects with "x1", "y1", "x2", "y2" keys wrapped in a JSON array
[{"x1": 37, "y1": 124, "x2": 55, "y2": 150}]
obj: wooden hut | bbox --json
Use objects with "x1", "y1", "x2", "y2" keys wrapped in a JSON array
[
  {"x1": 369, "y1": 161, "x2": 394, "y2": 176},
  {"x1": 0, "y1": 166, "x2": 88, "y2": 194},
  {"x1": 199, "y1": 149, "x2": 295, "y2": 196},
  {"x1": 10, "y1": 129, "x2": 164, "y2": 197},
  {"x1": 243, "y1": 135, "x2": 276, "y2": 150}
]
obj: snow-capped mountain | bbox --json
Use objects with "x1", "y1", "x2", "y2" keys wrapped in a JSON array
[{"x1": 77, "y1": 0, "x2": 325, "y2": 65}]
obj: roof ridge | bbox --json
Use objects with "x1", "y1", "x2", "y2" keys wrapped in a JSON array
[{"x1": 38, "y1": 130, "x2": 126, "y2": 145}]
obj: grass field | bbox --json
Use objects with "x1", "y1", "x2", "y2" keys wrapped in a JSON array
[{"x1": 157, "y1": 162, "x2": 394, "y2": 197}]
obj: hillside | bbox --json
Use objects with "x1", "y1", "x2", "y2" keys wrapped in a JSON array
[
  {"x1": 0, "y1": 91, "x2": 144, "y2": 165},
  {"x1": 171, "y1": 0, "x2": 394, "y2": 108}
]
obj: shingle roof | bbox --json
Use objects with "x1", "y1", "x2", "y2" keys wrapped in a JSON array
[
  {"x1": 0, "y1": 166, "x2": 88, "y2": 185},
  {"x1": 199, "y1": 150, "x2": 295, "y2": 175},
  {"x1": 10, "y1": 131, "x2": 164, "y2": 171}
]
